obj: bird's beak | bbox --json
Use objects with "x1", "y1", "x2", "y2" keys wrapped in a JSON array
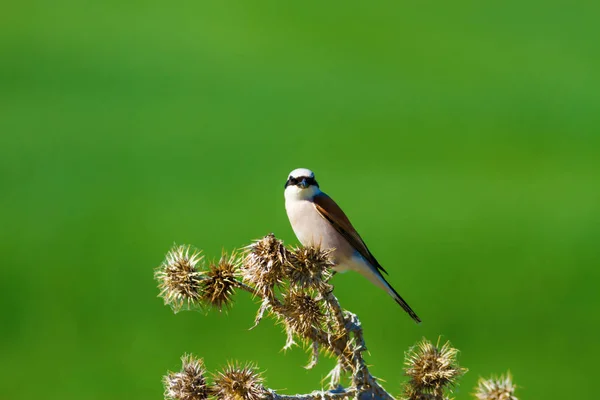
[{"x1": 299, "y1": 178, "x2": 309, "y2": 188}]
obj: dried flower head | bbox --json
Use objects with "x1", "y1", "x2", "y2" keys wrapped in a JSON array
[
  {"x1": 213, "y1": 362, "x2": 266, "y2": 400},
  {"x1": 404, "y1": 338, "x2": 467, "y2": 399},
  {"x1": 281, "y1": 288, "x2": 325, "y2": 337},
  {"x1": 202, "y1": 252, "x2": 240, "y2": 311},
  {"x1": 156, "y1": 245, "x2": 204, "y2": 312},
  {"x1": 287, "y1": 245, "x2": 334, "y2": 290},
  {"x1": 242, "y1": 234, "x2": 289, "y2": 296},
  {"x1": 474, "y1": 372, "x2": 517, "y2": 400},
  {"x1": 164, "y1": 354, "x2": 209, "y2": 400}
]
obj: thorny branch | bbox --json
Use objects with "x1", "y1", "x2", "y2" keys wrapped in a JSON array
[{"x1": 155, "y1": 234, "x2": 517, "y2": 400}]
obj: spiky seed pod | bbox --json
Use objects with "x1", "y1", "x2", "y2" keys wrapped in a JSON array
[
  {"x1": 403, "y1": 338, "x2": 467, "y2": 400},
  {"x1": 287, "y1": 245, "x2": 334, "y2": 291},
  {"x1": 242, "y1": 234, "x2": 289, "y2": 297},
  {"x1": 281, "y1": 288, "x2": 325, "y2": 338},
  {"x1": 474, "y1": 372, "x2": 517, "y2": 400},
  {"x1": 155, "y1": 245, "x2": 204, "y2": 312},
  {"x1": 202, "y1": 252, "x2": 240, "y2": 311},
  {"x1": 164, "y1": 354, "x2": 209, "y2": 400},
  {"x1": 213, "y1": 362, "x2": 266, "y2": 400}
]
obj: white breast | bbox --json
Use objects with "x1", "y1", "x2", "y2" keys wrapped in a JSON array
[{"x1": 285, "y1": 193, "x2": 356, "y2": 269}]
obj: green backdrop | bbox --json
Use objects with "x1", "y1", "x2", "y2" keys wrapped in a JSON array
[{"x1": 1, "y1": 1, "x2": 598, "y2": 399}]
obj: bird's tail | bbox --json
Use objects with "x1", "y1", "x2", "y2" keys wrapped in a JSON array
[
  {"x1": 353, "y1": 257, "x2": 422, "y2": 323},
  {"x1": 374, "y1": 272, "x2": 421, "y2": 324},
  {"x1": 387, "y1": 281, "x2": 421, "y2": 323}
]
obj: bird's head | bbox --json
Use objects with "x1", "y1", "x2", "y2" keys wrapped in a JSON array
[{"x1": 284, "y1": 168, "x2": 320, "y2": 200}]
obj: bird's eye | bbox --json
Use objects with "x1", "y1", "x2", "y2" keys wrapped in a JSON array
[{"x1": 289, "y1": 177, "x2": 298, "y2": 185}]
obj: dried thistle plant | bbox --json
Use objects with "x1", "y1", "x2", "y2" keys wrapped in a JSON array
[
  {"x1": 280, "y1": 287, "x2": 327, "y2": 350},
  {"x1": 155, "y1": 234, "x2": 514, "y2": 400},
  {"x1": 156, "y1": 245, "x2": 204, "y2": 312},
  {"x1": 474, "y1": 372, "x2": 517, "y2": 400},
  {"x1": 241, "y1": 234, "x2": 289, "y2": 297},
  {"x1": 164, "y1": 354, "x2": 209, "y2": 400},
  {"x1": 202, "y1": 252, "x2": 240, "y2": 311},
  {"x1": 403, "y1": 338, "x2": 467, "y2": 400},
  {"x1": 281, "y1": 288, "x2": 325, "y2": 336},
  {"x1": 286, "y1": 245, "x2": 334, "y2": 291},
  {"x1": 213, "y1": 362, "x2": 266, "y2": 400}
]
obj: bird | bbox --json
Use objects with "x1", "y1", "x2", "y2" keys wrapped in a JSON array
[{"x1": 284, "y1": 167, "x2": 421, "y2": 323}]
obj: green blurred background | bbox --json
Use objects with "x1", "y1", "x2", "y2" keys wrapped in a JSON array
[{"x1": 1, "y1": 1, "x2": 599, "y2": 399}]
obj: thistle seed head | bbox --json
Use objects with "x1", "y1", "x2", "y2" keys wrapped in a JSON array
[
  {"x1": 156, "y1": 245, "x2": 204, "y2": 312},
  {"x1": 287, "y1": 245, "x2": 334, "y2": 290},
  {"x1": 164, "y1": 354, "x2": 209, "y2": 400},
  {"x1": 404, "y1": 338, "x2": 466, "y2": 399},
  {"x1": 213, "y1": 362, "x2": 266, "y2": 400},
  {"x1": 242, "y1": 234, "x2": 289, "y2": 296},
  {"x1": 281, "y1": 288, "x2": 325, "y2": 338},
  {"x1": 202, "y1": 251, "x2": 240, "y2": 311},
  {"x1": 474, "y1": 372, "x2": 517, "y2": 400}
]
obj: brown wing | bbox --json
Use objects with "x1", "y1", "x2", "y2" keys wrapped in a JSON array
[{"x1": 313, "y1": 192, "x2": 388, "y2": 275}]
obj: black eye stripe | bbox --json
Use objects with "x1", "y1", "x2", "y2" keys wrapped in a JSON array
[
  {"x1": 304, "y1": 177, "x2": 316, "y2": 186},
  {"x1": 284, "y1": 176, "x2": 319, "y2": 188}
]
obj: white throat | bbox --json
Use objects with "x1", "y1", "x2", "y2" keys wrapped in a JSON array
[{"x1": 284, "y1": 185, "x2": 321, "y2": 202}]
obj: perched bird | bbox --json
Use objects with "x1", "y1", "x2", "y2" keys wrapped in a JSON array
[{"x1": 284, "y1": 168, "x2": 421, "y2": 323}]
